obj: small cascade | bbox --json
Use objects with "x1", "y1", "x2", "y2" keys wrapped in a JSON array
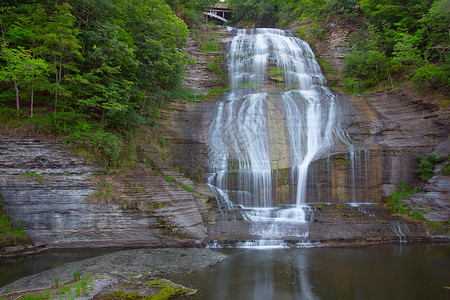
[
  {"x1": 208, "y1": 28, "x2": 358, "y2": 245},
  {"x1": 236, "y1": 240, "x2": 288, "y2": 249},
  {"x1": 245, "y1": 206, "x2": 310, "y2": 239},
  {"x1": 389, "y1": 221, "x2": 408, "y2": 243}
]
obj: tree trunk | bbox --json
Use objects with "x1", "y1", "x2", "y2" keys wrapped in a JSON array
[
  {"x1": 54, "y1": 71, "x2": 58, "y2": 112},
  {"x1": 55, "y1": 57, "x2": 63, "y2": 112},
  {"x1": 30, "y1": 87, "x2": 34, "y2": 118},
  {"x1": 140, "y1": 95, "x2": 148, "y2": 116},
  {"x1": 388, "y1": 73, "x2": 394, "y2": 90},
  {"x1": 13, "y1": 79, "x2": 19, "y2": 110},
  {"x1": 371, "y1": 70, "x2": 381, "y2": 85},
  {"x1": 100, "y1": 108, "x2": 105, "y2": 125}
]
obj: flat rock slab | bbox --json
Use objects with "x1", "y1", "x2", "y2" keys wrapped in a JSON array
[{"x1": 1, "y1": 248, "x2": 228, "y2": 298}]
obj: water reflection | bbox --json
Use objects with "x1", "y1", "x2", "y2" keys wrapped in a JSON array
[
  {"x1": 1, "y1": 245, "x2": 449, "y2": 299},
  {"x1": 0, "y1": 248, "x2": 115, "y2": 287},
  {"x1": 173, "y1": 244, "x2": 450, "y2": 300}
]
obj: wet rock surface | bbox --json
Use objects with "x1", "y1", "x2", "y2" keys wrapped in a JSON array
[
  {"x1": 1, "y1": 248, "x2": 228, "y2": 299},
  {"x1": 307, "y1": 204, "x2": 430, "y2": 243},
  {"x1": 401, "y1": 174, "x2": 450, "y2": 223},
  {"x1": 151, "y1": 25, "x2": 450, "y2": 243},
  {"x1": 0, "y1": 23, "x2": 448, "y2": 252}
]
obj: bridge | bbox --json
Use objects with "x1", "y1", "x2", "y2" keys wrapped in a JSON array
[{"x1": 204, "y1": 1, "x2": 232, "y2": 23}]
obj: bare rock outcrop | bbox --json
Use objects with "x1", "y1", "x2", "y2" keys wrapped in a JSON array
[{"x1": 0, "y1": 136, "x2": 165, "y2": 248}]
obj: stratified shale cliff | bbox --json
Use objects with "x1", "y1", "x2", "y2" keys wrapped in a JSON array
[
  {"x1": 0, "y1": 24, "x2": 448, "y2": 252},
  {"x1": 0, "y1": 136, "x2": 165, "y2": 248}
]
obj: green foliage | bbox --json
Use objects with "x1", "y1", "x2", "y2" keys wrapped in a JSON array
[
  {"x1": 411, "y1": 209, "x2": 428, "y2": 222},
  {"x1": 80, "y1": 131, "x2": 122, "y2": 164},
  {"x1": 322, "y1": 0, "x2": 360, "y2": 19},
  {"x1": 203, "y1": 41, "x2": 219, "y2": 52},
  {"x1": 145, "y1": 279, "x2": 197, "y2": 299},
  {"x1": 385, "y1": 180, "x2": 416, "y2": 214},
  {"x1": 58, "y1": 284, "x2": 72, "y2": 295},
  {"x1": 22, "y1": 171, "x2": 45, "y2": 182},
  {"x1": 0, "y1": 193, "x2": 29, "y2": 248},
  {"x1": 163, "y1": 174, "x2": 175, "y2": 183},
  {"x1": 179, "y1": 182, "x2": 197, "y2": 194},
  {"x1": 166, "y1": 0, "x2": 216, "y2": 26},
  {"x1": 140, "y1": 201, "x2": 166, "y2": 210},
  {"x1": 73, "y1": 270, "x2": 81, "y2": 282},
  {"x1": 0, "y1": 43, "x2": 50, "y2": 112},
  {"x1": 18, "y1": 295, "x2": 49, "y2": 300},
  {"x1": 413, "y1": 153, "x2": 446, "y2": 181},
  {"x1": 442, "y1": 164, "x2": 450, "y2": 175},
  {"x1": 159, "y1": 134, "x2": 169, "y2": 148},
  {"x1": 91, "y1": 178, "x2": 120, "y2": 202},
  {"x1": 32, "y1": 111, "x2": 92, "y2": 135},
  {"x1": 17, "y1": 274, "x2": 93, "y2": 300},
  {"x1": 341, "y1": 0, "x2": 449, "y2": 93},
  {"x1": 166, "y1": 87, "x2": 206, "y2": 102},
  {"x1": 0, "y1": 107, "x2": 27, "y2": 123},
  {"x1": 411, "y1": 63, "x2": 449, "y2": 91},
  {"x1": 0, "y1": 0, "x2": 194, "y2": 168},
  {"x1": 208, "y1": 86, "x2": 231, "y2": 96},
  {"x1": 344, "y1": 47, "x2": 391, "y2": 93},
  {"x1": 207, "y1": 58, "x2": 225, "y2": 76},
  {"x1": 384, "y1": 179, "x2": 449, "y2": 231},
  {"x1": 191, "y1": 26, "x2": 227, "y2": 89},
  {"x1": 391, "y1": 33, "x2": 424, "y2": 69}
]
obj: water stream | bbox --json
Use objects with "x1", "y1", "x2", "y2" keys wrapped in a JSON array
[{"x1": 207, "y1": 28, "x2": 349, "y2": 243}]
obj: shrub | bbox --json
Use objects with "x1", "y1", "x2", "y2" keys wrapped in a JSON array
[
  {"x1": 65, "y1": 130, "x2": 122, "y2": 166},
  {"x1": 203, "y1": 41, "x2": 219, "y2": 52},
  {"x1": 73, "y1": 269, "x2": 81, "y2": 282},
  {"x1": 343, "y1": 48, "x2": 391, "y2": 93},
  {"x1": 0, "y1": 194, "x2": 29, "y2": 247},
  {"x1": 411, "y1": 64, "x2": 449, "y2": 91},
  {"x1": 33, "y1": 111, "x2": 92, "y2": 136},
  {"x1": 442, "y1": 164, "x2": 450, "y2": 175},
  {"x1": 414, "y1": 153, "x2": 446, "y2": 181},
  {"x1": 385, "y1": 180, "x2": 417, "y2": 214},
  {"x1": 0, "y1": 107, "x2": 28, "y2": 123}
]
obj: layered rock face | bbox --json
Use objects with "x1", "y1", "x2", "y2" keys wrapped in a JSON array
[
  {"x1": 0, "y1": 136, "x2": 166, "y2": 246},
  {"x1": 158, "y1": 90, "x2": 448, "y2": 243},
  {"x1": 0, "y1": 24, "x2": 448, "y2": 249},
  {"x1": 159, "y1": 26, "x2": 449, "y2": 243}
]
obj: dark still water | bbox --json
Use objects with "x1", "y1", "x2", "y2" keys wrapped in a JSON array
[
  {"x1": 0, "y1": 248, "x2": 115, "y2": 287},
  {"x1": 1, "y1": 244, "x2": 449, "y2": 299},
  {"x1": 173, "y1": 244, "x2": 450, "y2": 300}
]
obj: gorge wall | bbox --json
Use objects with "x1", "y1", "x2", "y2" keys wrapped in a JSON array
[{"x1": 0, "y1": 24, "x2": 448, "y2": 253}]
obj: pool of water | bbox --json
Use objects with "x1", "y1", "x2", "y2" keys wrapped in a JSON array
[
  {"x1": 1, "y1": 244, "x2": 449, "y2": 299},
  {"x1": 0, "y1": 248, "x2": 116, "y2": 287},
  {"x1": 172, "y1": 244, "x2": 450, "y2": 300}
]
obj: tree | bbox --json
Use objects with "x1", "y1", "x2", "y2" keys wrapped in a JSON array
[
  {"x1": 391, "y1": 32, "x2": 424, "y2": 69},
  {"x1": 0, "y1": 43, "x2": 49, "y2": 115},
  {"x1": 0, "y1": 0, "x2": 193, "y2": 133},
  {"x1": 421, "y1": 0, "x2": 450, "y2": 63},
  {"x1": 76, "y1": 64, "x2": 132, "y2": 125},
  {"x1": 40, "y1": 3, "x2": 82, "y2": 111}
]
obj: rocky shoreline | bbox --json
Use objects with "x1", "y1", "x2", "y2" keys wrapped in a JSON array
[{"x1": 1, "y1": 248, "x2": 228, "y2": 299}]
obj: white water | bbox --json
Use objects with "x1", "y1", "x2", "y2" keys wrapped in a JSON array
[
  {"x1": 208, "y1": 28, "x2": 346, "y2": 242},
  {"x1": 389, "y1": 221, "x2": 408, "y2": 243}
]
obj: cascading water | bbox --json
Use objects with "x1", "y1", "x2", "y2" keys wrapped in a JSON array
[{"x1": 208, "y1": 28, "x2": 349, "y2": 245}]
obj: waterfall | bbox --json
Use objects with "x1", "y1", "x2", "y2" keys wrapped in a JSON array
[{"x1": 208, "y1": 28, "x2": 346, "y2": 242}]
